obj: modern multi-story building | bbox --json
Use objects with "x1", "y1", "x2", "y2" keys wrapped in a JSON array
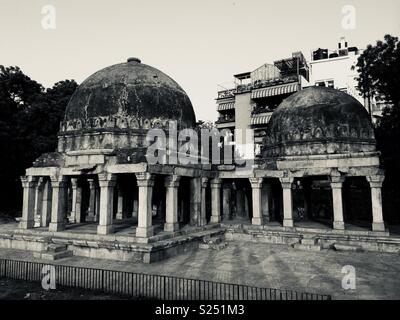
[
  {"x1": 216, "y1": 51, "x2": 310, "y2": 156},
  {"x1": 310, "y1": 37, "x2": 383, "y2": 122},
  {"x1": 216, "y1": 38, "x2": 384, "y2": 145}
]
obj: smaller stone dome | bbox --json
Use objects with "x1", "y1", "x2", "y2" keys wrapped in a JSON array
[{"x1": 263, "y1": 86, "x2": 376, "y2": 158}]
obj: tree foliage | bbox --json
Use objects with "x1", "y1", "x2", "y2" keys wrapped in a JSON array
[
  {"x1": 0, "y1": 66, "x2": 77, "y2": 213},
  {"x1": 355, "y1": 35, "x2": 400, "y2": 222}
]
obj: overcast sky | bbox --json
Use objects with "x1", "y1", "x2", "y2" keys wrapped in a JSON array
[{"x1": 1, "y1": 0, "x2": 399, "y2": 121}]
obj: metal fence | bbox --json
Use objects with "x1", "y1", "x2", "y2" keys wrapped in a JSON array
[{"x1": 0, "y1": 258, "x2": 331, "y2": 300}]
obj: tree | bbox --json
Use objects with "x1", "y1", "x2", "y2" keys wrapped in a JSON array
[
  {"x1": 355, "y1": 35, "x2": 400, "y2": 223},
  {"x1": 0, "y1": 66, "x2": 77, "y2": 214},
  {"x1": 355, "y1": 34, "x2": 400, "y2": 109}
]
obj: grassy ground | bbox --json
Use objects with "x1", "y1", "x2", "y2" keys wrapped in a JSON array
[{"x1": 0, "y1": 277, "x2": 130, "y2": 300}]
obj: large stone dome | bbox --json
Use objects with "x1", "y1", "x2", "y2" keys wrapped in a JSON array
[
  {"x1": 57, "y1": 58, "x2": 196, "y2": 153},
  {"x1": 263, "y1": 86, "x2": 376, "y2": 158},
  {"x1": 61, "y1": 58, "x2": 196, "y2": 133}
]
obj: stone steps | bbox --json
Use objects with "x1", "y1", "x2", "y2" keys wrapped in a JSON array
[
  {"x1": 292, "y1": 236, "x2": 322, "y2": 251},
  {"x1": 33, "y1": 244, "x2": 73, "y2": 261}
]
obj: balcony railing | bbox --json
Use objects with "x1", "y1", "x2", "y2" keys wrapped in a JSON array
[
  {"x1": 252, "y1": 75, "x2": 298, "y2": 90},
  {"x1": 217, "y1": 89, "x2": 236, "y2": 99},
  {"x1": 216, "y1": 117, "x2": 235, "y2": 124}
]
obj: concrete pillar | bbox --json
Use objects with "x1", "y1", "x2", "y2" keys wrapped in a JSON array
[
  {"x1": 210, "y1": 178, "x2": 222, "y2": 223},
  {"x1": 49, "y1": 176, "x2": 68, "y2": 232},
  {"x1": 330, "y1": 176, "x2": 345, "y2": 230},
  {"x1": 222, "y1": 183, "x2": 231, "y2": 221},
  {"x1": 280, "y1": 177, "x2": 294, "y2": 227},
  {"x1": 41, "y1": 180, "x2": 52, "y2": 227},
  {"x1": 116, "y1": 185, "x2": 124, "y2": 220},
  {"x1": 250, "y1": 178, "x2": 263, "y2": 225},
  {"x1": 262, "y1": 183, "x2": 272, "y2": 223},
  {"x1": 366, "y1": 175, "x2": 386, "y2": 232},
  {"x1": 69, "y1": 178, "x2": 78, "y2": 224},
  {"x1": 136, "y1": 173, "x2": 155, "y2": 238},
  {"x1": 86, "y1": 179, "x2": 97, "y2": 222},
  {"x1": 97, "y1": 174, "x2": 117, "y2": 235},
  {"x1": 34, "y1": 177, "x2": 44, "y2": 227},
  {"x1": 164, "y1": 175, "x2": 180, "y2": 232},
  {"x1": 19, "y1": 176, "x2": 38, "y2": 229},
  {"x1": 200, "y1": 177, "x2": 208, "y2": 226}
]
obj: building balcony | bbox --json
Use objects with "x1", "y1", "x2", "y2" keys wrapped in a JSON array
[
  {"x1": 217, "y1": 89, "x2": 236, "y2": 100},
  {"x1": 252, "y1": 75, "x2": 298, "y2": 90},
  {"x1": 215, "y1": 116, "x2": 235, "y2": 129}
]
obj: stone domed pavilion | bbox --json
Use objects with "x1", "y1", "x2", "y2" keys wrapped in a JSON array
[{"x1": 12, "y1": 61, "x2": 390, "y2": 263}]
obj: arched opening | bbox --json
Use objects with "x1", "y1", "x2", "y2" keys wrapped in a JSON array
[{"x1": 343, "y1": 177, "x2": 372, "y2": 230}]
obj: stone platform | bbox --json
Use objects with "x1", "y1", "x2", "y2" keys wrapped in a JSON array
[
  {"x1": 223, "y1": 221, "x2": 400, "y2": 254},
  {"x1": 0, "y1": 221, "x2": 224, "y2": 263},
  {"x1": 1, "y1": 219, "x2": 400, "y2": 264}
]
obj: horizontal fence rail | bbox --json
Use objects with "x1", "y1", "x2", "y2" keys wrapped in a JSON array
[{"x1": 0, "y1": 258, "x2": 331, "y2": 300}]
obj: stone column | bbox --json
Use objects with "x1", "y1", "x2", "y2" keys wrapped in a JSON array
[
  {"x1": 190, "y1": 178, "x2": 201, "y2": 226},
  {"x1": 116, "y1": 185, "x2": 124, "y2": 220},
  {"x1": 200, "y1": 177, "x2": 208, "y2": 226},
  {"x1": 367, "y1": 175, "x2": 386, "y2": 232},
  {"x1": 34, "y1": 177, "x2": 44, "y2": 227},
  {"x1": 49, "y1": 176, "x2": 68, "y2": 232},
  {"x1": 190, "y1": 177, "x2": 202, "y2": 226},
  {"x1": 75, "y1": 182, "x2": 82, "y2": 224},
  {"x1": 136, "y1": 173, "x2": 155, "y2": 238},
  {"x1": 262, "y1": 183, "x2": 272, "y2": 223},
  {"x1": 280, "y1": 177, "x2": 294, "y2": 228},
  {"x1": 41, "y1": 180, "x2": 52, "y2": 227},
  {"x1": 69, "y1": 178, "x2": 79, "y2": 224},
  {"x1": 164, "y1": 175, "x2": 180, "y2": 232},
  {"x1": 210, "y1": 178, "x2": 222, "y2": 223},
  {"x1": 250, "y1": 178, "x2": 263, "y2": 225},
  {"x1": 222, "y1": 183, "x2": 231, "y2": 221},
  {"x1": 86, "y1": 178, "x2": 97, "y2": 222},
  {"x1": 97, "y1": 174, "x2": 117, "y2": 235},
  {"x1": 19, "y1": 176, "x2": 38, "y2": 229},
  {"x1": 330, "y1": 176, "x2": 345, "y2": 230}
]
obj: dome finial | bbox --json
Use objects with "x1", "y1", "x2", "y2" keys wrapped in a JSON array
[{"x1": 127, "y1": 57, "x2": 141, "y2": 63}]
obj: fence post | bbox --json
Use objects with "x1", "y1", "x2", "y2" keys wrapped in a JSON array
[{"x1": 101, "y1": 269, "x2": 104, "y2": 292}]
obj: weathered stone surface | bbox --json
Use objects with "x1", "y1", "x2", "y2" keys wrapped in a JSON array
[{"x1": 264, "y1": 86, "x2": 376, "y2": 158}]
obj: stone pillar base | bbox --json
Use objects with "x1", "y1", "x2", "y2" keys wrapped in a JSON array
[
  {"x1": 136, "y1": 226, "x2": 154, "y2": 238},
  {"x1": 97, "y1": 225, "x2": 114, "y2": 235},
  {"x1": 210, "y1": 216, "x2": 221, "y2": 223},
  {"x1": 49, "y1": 222, "x2": 65, "y2": 232},
  {"x1": 283, "y1": 219, "x2": 294, "y2": 228},
  {"x1": 372, "y1": 222, "x2": 385, "y2": 232},
  {"x1": 333, "y1": 221, "x2": 345, "y2": 230},
  {"x1": 19, "y1": 220, "x2": 35, "y2": 229},
  {"x1": 116, "y1": 212, "x2": 124, "y2": 220},
  {"x1": 252, "y1": 217, "x2": 263, "y2": 226},
  {"x1": 69, "y1": 216, "x2": 76, "y2": 224},
  {"x1": 164, "y1": 222, "x2": 179, "y2": 232}
]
